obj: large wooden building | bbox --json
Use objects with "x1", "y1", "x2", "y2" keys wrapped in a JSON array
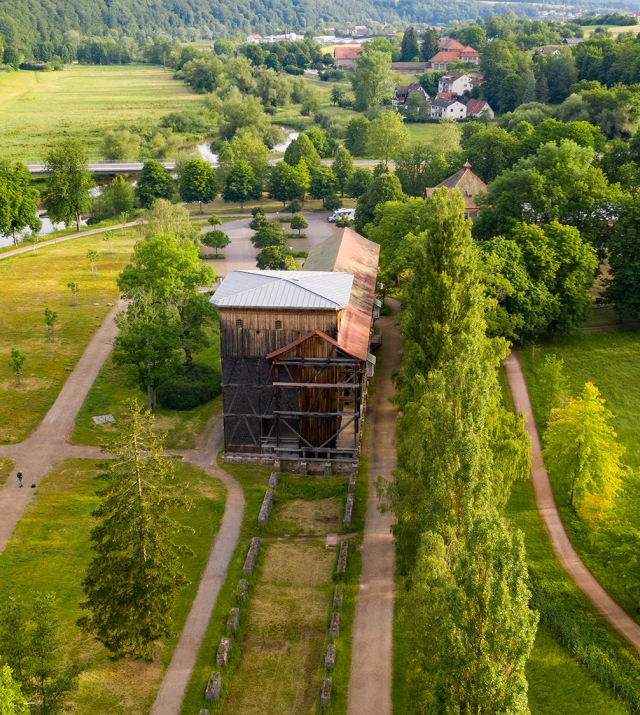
[{"x1": 211, "y1": 228, "x2": 380, "y2": 472}]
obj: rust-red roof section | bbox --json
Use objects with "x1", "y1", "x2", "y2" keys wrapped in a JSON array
[
  {"x1": 303, "y1": 227, "x2": 380, "y2": 361},
  {"x1": 334, "y1": 46, "x2": 364, "y2": 60}
]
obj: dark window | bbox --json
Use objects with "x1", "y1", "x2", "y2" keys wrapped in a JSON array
[
  {"x1": 275, "y1": 320, "x2": 282, "y2": 329},
  {"x1": 236, "y1": 319, "x2": 242, "y2": 328}
]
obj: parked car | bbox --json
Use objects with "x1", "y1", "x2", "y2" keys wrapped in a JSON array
[{"x1": 328, "y1": 208, "x2": 356, "y2": 222}]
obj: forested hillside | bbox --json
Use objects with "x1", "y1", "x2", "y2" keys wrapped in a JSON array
[{"x1": 0, "y1": 0, "x2": 598, "y2": 46}]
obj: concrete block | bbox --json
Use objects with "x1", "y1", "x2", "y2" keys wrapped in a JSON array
[
  {"x1": 329, "y1": 612, "x2": 340, "y2": 638},
  {"x1": 243, "y1": 537, "x2": 260, "y2": 575},
  {"x1": 273, "y1": 459, "x2": 281, "y2": 473},
  {"x1": 348, "y1": 474, "x2": 356, "y2": 493},
  {"x1": 258, "y1": 489, "x2": 274, "y2": 526},
  {"x1": 199, "y1": 710, "x2": 210, "y2": 715},
  {"x1": 320, "y1": 677, "x2": 332, "y2": 707},
  {"x1": 324, "y1": 461, "x2": 332, "y2": 476},
  {"x1": 216, "y1": 637, "x2": 230, "y2": 667},
  {"x1": 333, "y1": 584, "x2": 344, "y2": 609},
  {"x1": 227, "y1": 608, "x2": 240, "y2": 632},
  {"x1": 325, "y1": 644, "x2": 336, "y2": 671},
  {"x1": 343, "y1": 493, "x2": 354, "y2": 529},
  {"x1": 205, "y1": 672, "x2": 221, "y2": 702},
  {"x1": 268, "y1": 470, "x2": 279, "y2": 489},
  {"x1": 236, "y1": 579, "x2": 248, "y2": 601},
  {"x1": 337, "y1": 541, "x2": 348, "y2": 574}
]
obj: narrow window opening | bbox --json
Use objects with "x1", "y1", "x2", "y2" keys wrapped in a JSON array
[
  {"x1": 275, "y1": 320, "x2": 282, "y2": 329},
  {"x1": 236, "y1": 319, "x2": 242, "y2": 328}
]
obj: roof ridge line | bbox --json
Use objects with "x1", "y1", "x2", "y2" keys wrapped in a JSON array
[{"x1": 280, "y1": 273, "x2": 350, "y2": 307}]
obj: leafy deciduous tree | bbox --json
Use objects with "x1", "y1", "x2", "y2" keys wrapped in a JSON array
[{"x1": 43, "y1": 139, "x2": 94, "y2": 231}]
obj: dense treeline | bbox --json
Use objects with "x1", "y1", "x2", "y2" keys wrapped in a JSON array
[
  {"x1": 0, "y1": 0, "x2": 551, "y2": 51},
  {"x1": 376, "y1": 188, "x2": 536, "y2": 713}
]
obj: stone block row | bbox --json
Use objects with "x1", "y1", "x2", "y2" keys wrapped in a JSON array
[
  {"x1": 337, "y1": 540, "x2": 348, "y2": 574},
  {"x1": 243, "y1": 537, "x2": 260, "y2": 575},
  {"x1": 343, "y1": 493, "x2": 354, "y2": 529},
  {"x1": 258, "y1": 489, "x2": 274, "y2": 526}
]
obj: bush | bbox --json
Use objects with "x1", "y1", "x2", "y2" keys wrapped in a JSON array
[
  {"x1": 285, "y1": 65, "x2": 304, "y2": 76},
  {"x1": 156, "y1": 363, "x2": 221, "y2": 411}
]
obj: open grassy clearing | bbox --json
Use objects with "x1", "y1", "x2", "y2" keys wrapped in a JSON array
[
  {"x1": 0, "y1": 457, "x2": 226, "y2": 715},
  {"x1": 0, "y1": 229, "x2": 137, "y2": 444},
  {"x1": 582, "y1": 24, "x2": 640, "y2": 37},
  {"x1": 222, "y1": 541, "x2": 334, "y2": 715},
  {"x1": 0, "y1": 64, "x2": 201, "y2": 162},
  {"x1": 520, "y1": 331, "x2": 640, "y2": 620}
]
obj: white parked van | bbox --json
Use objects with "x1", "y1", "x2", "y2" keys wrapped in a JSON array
[{"x1": 328, "y1": 208, "x2": 356, "y2": 223}]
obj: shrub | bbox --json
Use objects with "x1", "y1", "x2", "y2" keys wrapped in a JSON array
[{"x1": 156, "y1": 363, "x2": 221, "y2": 411}]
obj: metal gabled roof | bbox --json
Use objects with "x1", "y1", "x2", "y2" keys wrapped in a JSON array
[{"x1": 210, "y1": 270, "x2": 354, "y2": 309}]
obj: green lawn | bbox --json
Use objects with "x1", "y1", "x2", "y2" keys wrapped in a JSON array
[
  {"x1": 0, "y1": 229, "x2": 137, "y2": 444},
  {"x1": 0, "y1": 457, "x2": 226, "y2": 715},
  {"x1": 407, "y1": 123, "x2": 448, "y2": 145},
  {"x1": 72, "y1": 333, "x2": 222, "y2": 451},
  {"x1": 520, "y1": 331, "x2": 640, "y2": 620},
  {"x1": 181, "y1": 447, "x2": 365, "y2": 715},
  {"x1": 0, "y1": 64, "x2": 202, "y2": 161}
]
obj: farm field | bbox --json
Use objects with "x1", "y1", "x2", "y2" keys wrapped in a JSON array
[
  {"x1": 0, "y1": 229, "x2": 137, "y2": 444},
  {"x1": 0, "y1": 457, "x2": 226, "y2": 715},
  {"x1": 520, "y1": 330, "x2": 640, "y2": 621},
  {"x1": 582, "y1": 24, "x2": 640, "y2": 37},
  {"x1": 0, "y1": 64, "x2": 201, "y2": 161}
]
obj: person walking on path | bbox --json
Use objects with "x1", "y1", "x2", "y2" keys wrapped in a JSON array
[{"x1": 16, "y1": 472, "x2": 23, "y2": 488}]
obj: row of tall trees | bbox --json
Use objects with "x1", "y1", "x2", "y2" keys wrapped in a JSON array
[{"x1": 378, "y1": 188, "x2": 536, "y2": 713}]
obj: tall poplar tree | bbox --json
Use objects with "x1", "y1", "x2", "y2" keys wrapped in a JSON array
[
  {"x1": 78, "y1": 401, "x2": 193, "y2": 660},
  {"x1": 396, "y1": 187, "x2": 483, "y2": 405}
]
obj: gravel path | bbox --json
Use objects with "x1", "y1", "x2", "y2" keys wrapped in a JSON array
[
  {"x1": 504, "y1": 351, "x2": 640, "y2": 649},
  {"x1": 347, "y1": 299, "x2": 401, "y2": 715},
  {"x1": 149, "y1": 420, "x2": 245, "y2": 715},
  {"x1": 0, "y1": 302, "x2": 121, "y2": 554}
]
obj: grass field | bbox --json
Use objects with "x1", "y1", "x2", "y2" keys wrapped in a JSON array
[
  {"x1": 582, "y1": 24, "x2": 640, "y2": 37},
  {"x1": 520, "y1": 331, "x2": 640, "y2": 620},
  {"x1": 0, "y1": 64, "x2": 201, "y2": 161},
  {"x1": 222, "y1": 541, "x2": 334, "y2": 715},
  {"x1": 0, "y1": 229, "x2": 137, "y2": 444},
  {"x1": 181, "y1": 445, "x2": 366, "y2": 714},
  {"x1": 0, "y1": 457, "x2": 226, "y2": 715}
]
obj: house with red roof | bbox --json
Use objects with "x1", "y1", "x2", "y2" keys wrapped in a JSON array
[
  {"x1": 424, "y1": 162, "x2": 487, "y2": 219},
  {"x1": 334, "y1": 46, "x2": 363, "y2": 69},
  {"x1": 466, "y1": 99, "x2": 494, "y2": 119}
]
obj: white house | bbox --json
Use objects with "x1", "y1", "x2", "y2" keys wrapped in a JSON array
[
  {"x1": 438, "y1": 73, "x2": 473, "y2": 95},
  {"x1": 466, "y1": 99, "x2": 495, "y2": 120},
  {"x1": 430, "y1": 97, "x2": 467, "y2": 119}
]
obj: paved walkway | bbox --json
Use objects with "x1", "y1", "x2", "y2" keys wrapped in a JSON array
[
  {"x1": 347, "y1": 299, "x2": 401, "y2": 715},
  {"x1": 504, "y1": 352, "x2": 640, "y2": 650}
]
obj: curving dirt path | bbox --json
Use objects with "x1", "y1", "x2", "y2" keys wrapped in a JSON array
[
  {"x1": 347, "y1": 299, "x2": 401, "y2": 715},
  {"x1": 0, "y1": 302, "x2": 121, "y2": 554},
  {"x1": 504, "y1": 351, "x2": 640, "y2": 650}
]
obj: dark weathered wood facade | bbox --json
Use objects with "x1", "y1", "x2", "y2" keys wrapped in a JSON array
[{"x1": 219, "y1": 313, "x2": 366, "y2": 463}]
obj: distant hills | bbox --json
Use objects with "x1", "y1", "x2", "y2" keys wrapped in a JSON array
[{"x1": 0, "y1": 0, "x2": 632, "y2": 46}]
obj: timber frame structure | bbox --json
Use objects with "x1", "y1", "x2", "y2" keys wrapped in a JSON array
[{"x1": 212, "y1": 228, "x2": 380, "y2": 471}]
